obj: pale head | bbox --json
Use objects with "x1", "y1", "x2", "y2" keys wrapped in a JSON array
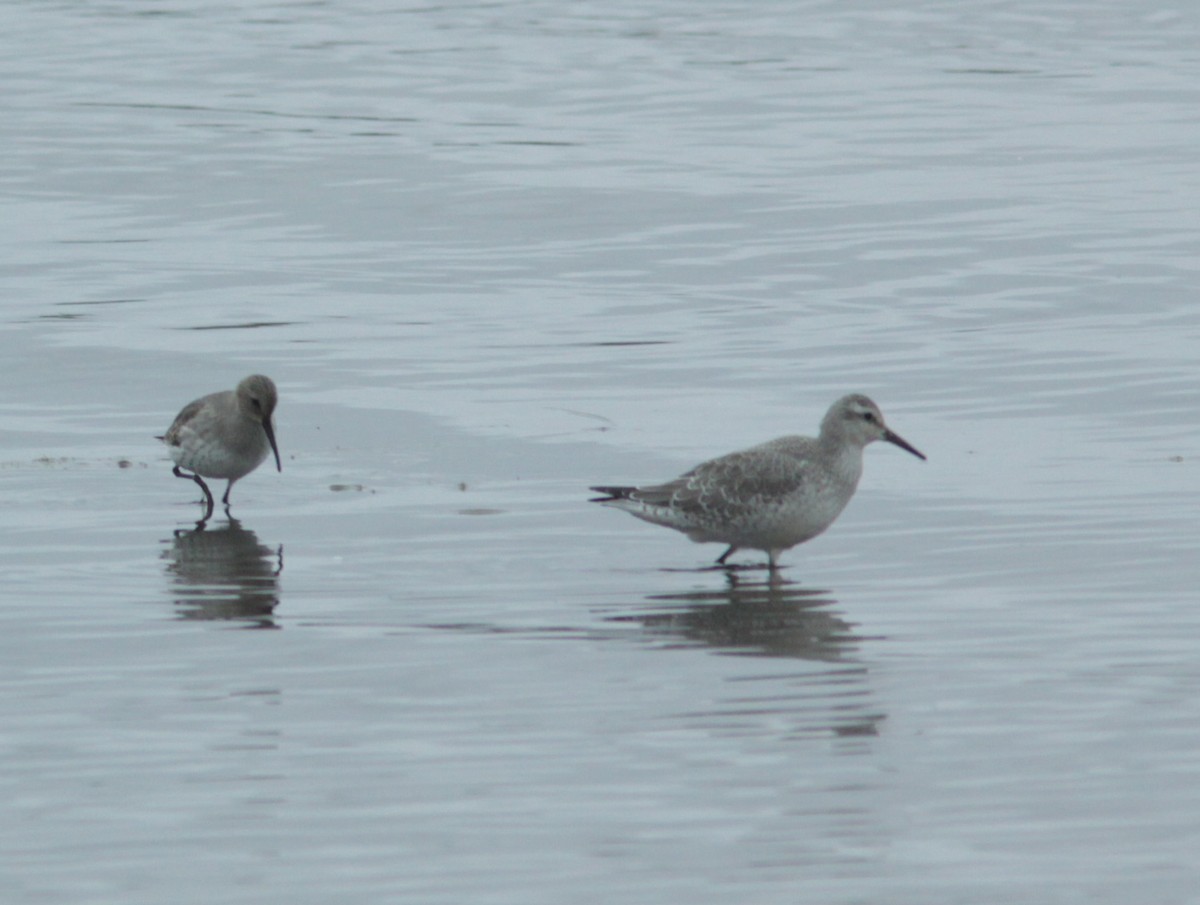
[
  {"x1": 236, "y1": 374, "x2": 282, "y2": 472},
  {"x1": 821, "y1": 394, "x2": 925, "y2": 460}
]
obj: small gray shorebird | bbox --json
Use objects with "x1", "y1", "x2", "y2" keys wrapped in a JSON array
[
  {"x1": 160, "y1": 375, "x2": 282, "y2": 520},
  {"x1": 590, "y1": 394, "x2": 924, "y2": 570}
]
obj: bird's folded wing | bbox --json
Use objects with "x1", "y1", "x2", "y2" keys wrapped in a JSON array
[{"x1": 637, "y1": 446, "x2": 808, "y2": 517}]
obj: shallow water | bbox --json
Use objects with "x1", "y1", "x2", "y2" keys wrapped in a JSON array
[{"x1": 3, "y1": 1, "x2": 1200, "y2": 902}]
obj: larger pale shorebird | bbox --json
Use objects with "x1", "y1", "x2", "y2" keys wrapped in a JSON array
[
  {"x1": 160, "y1": 375, "x2": 282, "y2": 521},
  {"x1": 590, "y1": 394, "x2": 924, "y2": 570}
]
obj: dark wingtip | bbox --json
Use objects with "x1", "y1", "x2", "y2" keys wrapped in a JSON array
[{"x1": 589, "y1": 485, "x2": 633, "y2": 503}]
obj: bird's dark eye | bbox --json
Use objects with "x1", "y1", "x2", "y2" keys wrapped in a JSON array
[{"x1": 862, "y1": 411, "x2": 876, "y2": 422}]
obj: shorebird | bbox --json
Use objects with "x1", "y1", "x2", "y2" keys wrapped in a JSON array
[
  {"x1": 160, "y1": 375, "x2": 281, "y2": 520},
  {"x1": 590, "y1": 394, "x2": 924, "y2": 570}
]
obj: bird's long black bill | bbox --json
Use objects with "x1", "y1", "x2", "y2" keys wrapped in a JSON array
[
  {"x1": 263, "y1": 417, "x2": 282, "y2": 472},
  {"x1": 884, "y1": 429, "x2": 926, "y2": 461}
]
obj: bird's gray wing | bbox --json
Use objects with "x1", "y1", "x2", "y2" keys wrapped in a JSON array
[
  {"x1": 162, "y1": 399, "x2": 207, "y2": 446},
  {"x1": 634, "y1": 441, "x2": 808, "y2": 518}
]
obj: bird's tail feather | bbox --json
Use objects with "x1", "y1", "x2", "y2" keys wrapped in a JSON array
[{"x1": 588, "y1": 485, "x2": 636, "y2": 503}]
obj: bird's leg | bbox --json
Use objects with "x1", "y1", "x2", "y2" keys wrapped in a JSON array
[
  {"x1": 173, "y1": 466, "x2": 214, "y2": 521},
  {"x1": 715, "y1": 546, "x2": 738, "y2": 566},
  {"x1": 221, "y1": 480, "x2": 235, "y2": 507}
]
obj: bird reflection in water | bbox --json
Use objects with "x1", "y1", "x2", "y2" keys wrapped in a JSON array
[
  {"x1": 162, "y1": 518, "x2": 282, "y2": 627},
  {"x1": 605, "y1": 573, "x2": 883, "y2": 738},
  {"x1": 610, "y1": 572, "x2": 854, "y2": 660}
]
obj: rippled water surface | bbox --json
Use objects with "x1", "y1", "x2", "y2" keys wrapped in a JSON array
[{"x1": 3, "y1": 1, "x2": 1200, "y2": 902}]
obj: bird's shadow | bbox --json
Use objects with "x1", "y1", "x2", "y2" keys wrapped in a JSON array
[
  {"x1": 600, "y1": 572, "x2": 882, "y2": 736},
  {"x1": 161, "y1": 517, "x2": 283, "y2": 627},
  {"x1": 661, "y1": 562, "x2": 776, "y2": 575},
  {"x1": 605, "y1": 570, "x2": 859, "y2": 661}
]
